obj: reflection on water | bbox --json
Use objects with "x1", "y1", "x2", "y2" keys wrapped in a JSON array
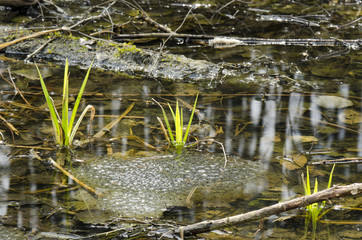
[
  {"x1": 0, "y1": 0, "x2": 360, "y2": 237},
  {"x1": 1, "y1": 78, "x2": 361, "y2": 238},
  {"x1": 0, "y1": 37, "x2": 361, "y2": 240},
  {"x1": 0, "y1": 145, "x2": 10, "y2": 217}
]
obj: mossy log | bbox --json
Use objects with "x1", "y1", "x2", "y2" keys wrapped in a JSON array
[{"x1": 0, "y1": 30, "x2": 331, "y2": 91}]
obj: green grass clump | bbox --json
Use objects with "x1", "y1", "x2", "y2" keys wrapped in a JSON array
[
  {"x1": 36, "y1": 59, "x2": 95, "y2": 147},
  {"x1": 157, "y1": 95, "x2": 198, "y2": 151},
  {"x1": 302, "y1": 164, "x2": 335, "y2": 237}
]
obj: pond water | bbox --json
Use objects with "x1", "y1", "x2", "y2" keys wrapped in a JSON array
[{"x1": 0, "y1": 0, "x2": 361, "y2": 239}]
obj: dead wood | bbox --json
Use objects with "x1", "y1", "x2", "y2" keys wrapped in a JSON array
[
  {"x1": 311, "y1": 157, "x2": 362, "y2": 165},
  {"x1": 115, "y1": 33, "x2": 362, "y2": 47},
  {"x1": 170, "y1": 183, "x2": 362, "y2": 236}
]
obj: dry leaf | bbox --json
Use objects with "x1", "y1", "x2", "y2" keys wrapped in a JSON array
[
  {"x1": 338, "y1": 108, "x2": 362, "y2": 124},
  {"x1": 291, "y1": 135, "x2": 318, "y2": 143},
  {"x1": 280, "y1": 154, "x2": 307, "y2": 170}
]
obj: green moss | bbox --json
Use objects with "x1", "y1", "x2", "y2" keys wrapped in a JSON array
[
  {"x1": 111, "y1": 42, "x2": 142, "y2": 58},
  {"x1": 47, "y1": 45, "x2": 55, "y2": 54}
]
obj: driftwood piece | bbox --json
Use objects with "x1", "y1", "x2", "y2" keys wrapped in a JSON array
[
  {"x1": 115, "y1": 33, "x2": 362, "y2": 47},
  {"x1": 170, "y1": 183, "x2": 362, "y2": 236}
]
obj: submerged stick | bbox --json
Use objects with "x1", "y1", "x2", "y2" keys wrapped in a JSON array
[
  {"x1": 93, "y1": 102, "x2": 135, "y2": 138},
  {"x1": 0, "y1": 113, "x2": 19, "y2": 137},
  {"x1": 30, "y1": 149, "x2": 99, "y2": 196},
  {"x1": 169, "y1": 183, "x2": 362, "y2": 236},
  {"x1": 48, "y1": 157, "x2": 101, "y2": 197}
]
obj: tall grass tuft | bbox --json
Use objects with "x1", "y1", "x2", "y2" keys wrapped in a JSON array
[
  {"x1": 302, "y1": 164, "x2": 336, "y2": 237},
  {"x1": 156, "y1": 94, "x2": 198, "y2": 151},
  {"x1": 36, "y1": 59, "x2": 95, "y2": 147}
]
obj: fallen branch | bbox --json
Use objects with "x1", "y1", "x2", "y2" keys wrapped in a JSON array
[
  {"x1": 169, "y1": 183, "x2": 362, "y2": 236},
  {"x1": 311, "y1": 157, "x2": 362, "y2": 165},
  {"x1": 0, "y1": 28, "x2": 63, "y2": 51},
  {"x1": 115, "y1": 33, "x2": 362, "y2": 47}
]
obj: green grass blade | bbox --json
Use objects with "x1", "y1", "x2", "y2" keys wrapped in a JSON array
[
  {"x1": 180, "y1": 107, "x2": 183, "y2": 144},
  {"x1": 158, "y1": 102, "x2": 174, "y2": 143},
  {"x1": 306, "y1": 166, "x2": 311, "y2": 195},
  {"x1": 168, "y1": 102, "x2": 176, "y2": 120},
  {"x1": 313, "y1": 178, "x2": 318, "y2": 194},
  {"x1": 327, "y1": 164, "x2": 335, "y2": 189},
  {"x1": 62, "y1": 59, "x2": 70, "y2": 145},
  {"x1": 302, "y1": 173, "x2": 308, "y2": 196},
  {"x1": 68, "y1": 60, "x2": 94, "y2": 139},
  {"x1": 167, "y1": 102, "x2": 177, "y2": 143},
  {"x1": 36, "y1": 64, "x2": 62, "y2": 145},
  {"x1": 183, "y1": 94, "x2": 198, "y2": 143},
  {"x1": 69, "y1": 105, "x2": 95, "y2": 145},
  {"x1": 175, "y1": 102, "x2": 182, "y2": 145}
]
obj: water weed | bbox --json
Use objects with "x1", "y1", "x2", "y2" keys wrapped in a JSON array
[
  {"x1": 302, "y1": 164, "x2": 336, "y2": 238},
  {"x1": 36, "y1": 59, "x2": 95, "y2": 147},
  {"x1": 154, "y1": 94, "x2": 198, "y2": 151}
]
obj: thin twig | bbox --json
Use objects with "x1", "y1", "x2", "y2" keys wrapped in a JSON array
[
  {"x1": 1, "y1": 72, "x2": 31, "y2": 106},
  {"x1": 157, "y1": 116, "x2": 171, "y2": 146},
  {"x1": 332, "y1": 17, "x2": 362, "y2": 32},
  {"x1": 25, "y1": 37, "x2": 55, "y2": 61},
  {"x1": 186, "y1": 138, "x2": 228, "y2": 170},
  {"x1": 93, "y1": 102, "x2": 135, "y2": 138},
  {"x1": 41, "y1": 0, "x2": 69, "y2": 16},
  {"x1": 30, "y1": 149, "x2": 100, "y2": 196},
  {"x1": 0, "y1": 113, "x2": 18, "y2": 142},
  {"x1": 299, "y1": 116, "x2": 361, "y2": 134},
  {"x1": 150, "y1": 8, "x2": 192, "y2": 73},
  {"x1": 311, "y1": 157, "x2": 362, "y2": 165},
  {"x1": 69, "y1": 1, "x2": 116, "y2": 29},
  {"x1": 48, "y1": 157, "x2": 101, "y2": 196}
]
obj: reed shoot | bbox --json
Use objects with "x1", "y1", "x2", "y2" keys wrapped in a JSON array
[
  {"x1": 36, "y1": 59, "x2": 95, "y2": 147},
  {"x1": 302, "y1": 164, "x2": 336, "y2": 236},
  {"x1": 156, "y1": 95, "x2": 198, "y2": 151}
]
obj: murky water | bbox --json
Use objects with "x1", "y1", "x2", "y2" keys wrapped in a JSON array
[{"x1": 0, "y1": 0, "x2": 361, "y2": 239}]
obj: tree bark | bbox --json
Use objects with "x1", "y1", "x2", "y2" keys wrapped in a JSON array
[{"x1": 171, "y1": 183, "x2": 362, "y2": 236}]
